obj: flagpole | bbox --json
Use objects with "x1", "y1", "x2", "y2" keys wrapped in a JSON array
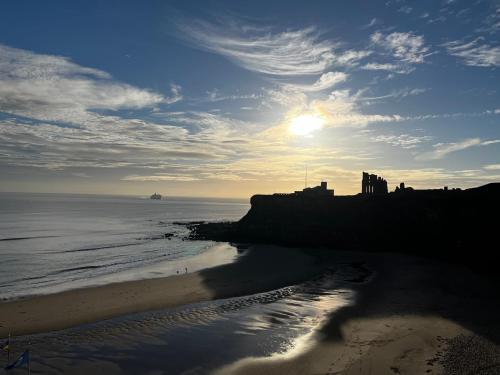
[
  {"x1": 305, "y1": 165, "x2": 308, "y2": 189},
  {"x1": 7, "y1": 332, "x2": 10, "y2": 364},
  {"x1": 27, "y1": 341, "x2": 31, "y2": 375}
]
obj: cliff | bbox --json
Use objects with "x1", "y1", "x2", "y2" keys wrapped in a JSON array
[{"x1": 190, "y1": 183, "x2": 500, "y2": 268}]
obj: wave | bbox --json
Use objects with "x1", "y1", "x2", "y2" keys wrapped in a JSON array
[
  {"x1": 55, "y1": 241, "x2": 143, "y2": 254},
  {"x1": 0, "y1": 235, "x2": 60, "y2": 242},
  {"x1": 1, "y1": 249, "x2": 188, "y2": 288}
]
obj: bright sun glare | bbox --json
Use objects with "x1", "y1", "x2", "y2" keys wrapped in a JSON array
[{"x1": 289, "y1": 114, "x2": 325, "y2": 136}]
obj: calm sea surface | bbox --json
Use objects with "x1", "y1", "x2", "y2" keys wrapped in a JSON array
[
  {"x1": 0, "y1": 193, "x2": 368, "y2": 374},
  {"x1": 0, "y1": 193, "x2": 249, "y2": 299}
]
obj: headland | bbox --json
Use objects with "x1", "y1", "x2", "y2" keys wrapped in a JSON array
[{"x1": 190, "y1": 173, "x2": 500, "y2": 273}]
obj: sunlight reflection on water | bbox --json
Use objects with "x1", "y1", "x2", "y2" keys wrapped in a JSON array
[{"x1": 11, "y1": 264, "x2": 368, "y2": 374}]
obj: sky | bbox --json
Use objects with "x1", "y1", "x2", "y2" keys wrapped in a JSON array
[{"x1": 0, "y1": 0, "x2": 499, "y2": 198}]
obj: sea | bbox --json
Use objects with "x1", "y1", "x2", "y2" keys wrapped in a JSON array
[
  {"x1": 0, "y1": 192, "x2": 369, "y2": 374},
  {"x1": 0, "y1": 192, "x2": 249, "y2": 300}
]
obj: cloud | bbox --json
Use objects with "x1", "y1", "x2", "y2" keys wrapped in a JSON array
[
  {"x1": 482, "y1": 139, "x2": 500, "y2": 145},
  {"x1": 0, "y1": 44, "x2": 164, "y2": 124},
  {"x1": 164, "y1": 84, "x2": 183, "y2": 104},
  {"x1": 484, "y1": 164, "x2": 500, "y2": 170},
  {"x1": 476, "y1": 7, "x2": 500, "y2": 34},
  {"x1": 71, "y1": 172, "x2": 91, "y2": 178},
  {"x1": 266, "y1": 84, "x2": 419, "y2": 130},
  {"x1": 371, "y1": 31, "x2": 430, "y2": 64},
  {"x1": 361, "y1": 18, "x2": 379, "y2": 30},
  {"x1": 361, "y1": 62, "x2": 415, "y2": 74},
  {"x1": 416, "y1": 138, "x2": 500, "y2": 161},
  {"x1": 372, "y1": 134, "x2": 433, "y2": 149},
  {"x1": 0, "y1": 44, "x2": 110, "y2": 79},
  {"x1": 0, "y1": 108, "x2": 252, "y2": 171},
  {"x1": 205, "y1": 89, "x2": 262, "y2": 102},
  {"x1": 443, "y1": 38, "x2": 500, "y2": 67},
  {"x1": 404, "y1": 109, "x2": 500, "y2": 121},
  {"x1": 309, "y1": 90, "x2": 404, "y2": 128},
  {"x1": 264, "y1": 87, "x2": 308, "y2": 108},
  {"x1": 362, "y1": 87, "x2": 428, "y2": 102},
  {"x1": 427, "y1": 16, "x2": 447, "y2": 24},
  {"x1": 122, "y1": 174, "x2": 201, "y2": 182},
  {"x1": 284, "y1": 71, "x2": 348, "y2": 92},
  {"x1": 398, "y1": 6, "x2": 413, "y2": 14},
  {"x1": 177, "y1": 20, "x2": 369, "y2": 75},
  {"x1": 309, "y1": 72, "x2": 348, "y2": 91},
  {"x1": 334, "y1": 50, "x2": 372, "y2": 66}
]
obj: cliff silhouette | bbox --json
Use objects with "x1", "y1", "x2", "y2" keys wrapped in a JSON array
[{"x1": 190, "y1": 178, "x2": 500, "y2": 272}]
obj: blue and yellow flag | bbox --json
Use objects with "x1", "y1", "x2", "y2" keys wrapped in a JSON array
[
  {"x1": 1, "y1": 337, "x2": 9, "y2": 352},
  {"x1": 5, "y1": 350, "x2": 29, "y2": 371}
]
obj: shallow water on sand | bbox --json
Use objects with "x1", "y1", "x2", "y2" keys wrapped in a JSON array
[
  {"x1": 7, "y1": 264, "x2": 370, "y2": 374},
  {"x1": 0, "y1": 193, "x2": 249, "y2": 299}
]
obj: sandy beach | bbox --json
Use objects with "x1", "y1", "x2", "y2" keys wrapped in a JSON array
[
  {"x1": 2, "y1": 246, "x2": 500, "y2": 374},
  {"x1": 214, "y1": 252, "x2": 500, "y2": 375},
  {"x1": 0, "y1": 245, "x2": 323, "y2": 337}
]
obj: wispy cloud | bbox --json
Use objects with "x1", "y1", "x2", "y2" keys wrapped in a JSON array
[
  {"x1": 372, "y1": 134, "x2": 433, "y2": 149},
  {"x1": 443, "y1": 37, "x2": 500, "y2": 67},
  {"x1": 371, "y1": 31, "x2": 430, "y2": 64},
  {"x1": 416, "y1": 138, "x2": 500, "y2": 160},
  {"x1": 361, "y1": 18, "x2": 379, "y2": 30},
  {"x1": 398, "y1": 6, "x2": 413, "y2": 14},
  {"x1": 0, "y1": 45, "x2": 259, "y2": 175},
  {"x1": 0, "y1": 44, "x2": 260, "y2": 173},
  {"x1": 164, "y1": 84, "x2": 183, "y2": 104},
  {"x1": 476, "y1": 7, "x2": 500, "y2": 34},
  {"x1": 122, "y1": 174, "x2": 201, "y2": 182},
  {"x1": 0, "y1": 44, "x2": 165, "y2": 124},
  {"x1": 309, "y1": 90, "x2": 404, "y2": 128},
  {"x1": 361, "y1": 62, "x2": 415, "y2": 74},
  {"x1": 483, "y1": 164, "x2": 500, "y2": 170},
  {"x1": 284, "y1": 71, "x2": 348, "y2": 92},
  {"x1": 177, "y1": 19, "x2": 369, "y2": 76},
  {"x1": 362, "y1": 88, "x2": 428, "y2": 102},
  {"x1": 205, "y1": 89, "x2": 262, "y2": 103}
]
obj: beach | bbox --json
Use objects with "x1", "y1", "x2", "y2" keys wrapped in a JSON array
[
  {"x1": 1, "y1": 245, "x2": 500, "y2": 374},
  {"x1": 215, "y1": 251, "x2": 500, "y2": 375},
  {"x1": 0, "y1": 245, "x2": 323, "y2": 337}
]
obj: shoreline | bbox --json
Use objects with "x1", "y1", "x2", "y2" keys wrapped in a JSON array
[
  {"x1": 0, "y1": 245, "x2": 325, "y2": 337},
  {"x1": 214, "y1": 251, "x2": 500, "y2": 375},
  {"x1": 1, "y1": 242, "x2": 240, "y2": 302},
  {"x1": 2, "y1": 245, "x2": 499, "y2": 374}
]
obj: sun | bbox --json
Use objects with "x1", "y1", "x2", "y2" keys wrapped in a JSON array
[{"x1": 288, "y1": 114, "x2": 325, "y2": 136}]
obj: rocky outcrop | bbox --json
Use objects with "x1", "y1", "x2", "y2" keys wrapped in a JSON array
[{"x1": 190, "y1": 183, "x2": 500, "y2": 272}]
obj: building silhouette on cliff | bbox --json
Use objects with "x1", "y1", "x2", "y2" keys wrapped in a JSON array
[
  {"x1": 394, "y1": 182, "x2": 414, "y2": 193},
  {"x1": 294, "y1": 181, "x2": 334, "y2": 197},
  {"x1": 361, "y1": 172, "x2": 388, "y2": 195}
]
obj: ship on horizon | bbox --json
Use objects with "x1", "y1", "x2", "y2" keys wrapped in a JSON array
[{"x1": 150, "y1": 193, "x2": 162, "y2": 200}]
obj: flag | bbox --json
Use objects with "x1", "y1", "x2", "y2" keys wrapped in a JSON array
[
  {"x1": 1, "y1": 336, "x2": 10, "y2": 352},
  {"x1": 5, "y1": 350, "x2": 29, "y2": 371}
]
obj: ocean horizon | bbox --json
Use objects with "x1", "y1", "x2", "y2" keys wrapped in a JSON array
[{"x1": 0, "y1": 192, "x2": 249, "y2": 300}]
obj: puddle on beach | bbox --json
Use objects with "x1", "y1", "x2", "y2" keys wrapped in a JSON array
[{"x1": 8, "y1": 264, "x2": 370, "y2": 375}]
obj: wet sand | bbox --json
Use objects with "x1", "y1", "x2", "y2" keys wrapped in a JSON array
[
  {"x1": 3, "y1": 247, "x2": 500, "y2": 374},
  {"x1": 215, "y1": 252, "x2": 500, "y2": 375},
  {"x1": 0, "y1": 245, "x2": 323, "y2": 337}
]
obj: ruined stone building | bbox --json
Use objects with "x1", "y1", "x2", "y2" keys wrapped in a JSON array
[{"x1": 361, "y1": 172, "x2": 388, "y2": 195}]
